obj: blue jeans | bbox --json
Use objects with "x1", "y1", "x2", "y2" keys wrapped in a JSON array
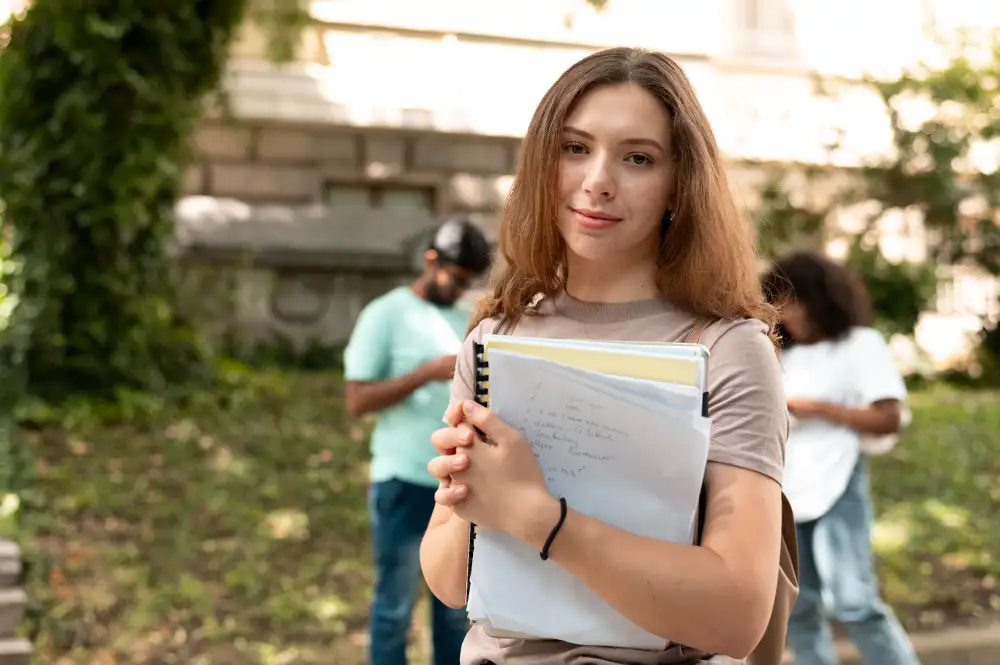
[
  {"x1": 368, "y1": 478, "x2": 469, "y2": 665},
  {"x1": 788, "y1": 457, "x2": 920, "y2": 665}
]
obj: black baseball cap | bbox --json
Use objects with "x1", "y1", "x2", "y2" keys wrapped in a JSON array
[{"x1": 429, "y1": 218, "x2": 492, "y2": 274}]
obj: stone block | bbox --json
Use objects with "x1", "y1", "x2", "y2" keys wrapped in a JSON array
[
  {"x1": 320, "y1": 134, "x2": 359, "y2": 169},
  {"x1": 0, "y1": 542, "x2": 19, "y2": 589},
  {"x1": 256, "y1": 127, "x2": 321, "y2": 162},
  {"x1": 255, "y1": 127, "x2": 358, "y2": 168},
  {"x1": 446, "y1": 173, "x2": 513, "y2": 211},
  {"x1": 193, "y1": 125, "x2": 251, "y2": 160},
  {"x1": 182, "y1": 165, "x2": 204, "y2": 195},
  {"x1": 208, "y1": 164, "x2": 319, "y2": 202},
  {"x1": 364, "y1": 136, "x2": 406, "y2": 176},
  {"x1": 413, "y1": 138, "x2": 509, "y2": 174},
  {"x1": 0, "y1": 638, "x2": 30, "y2": 665},
  {"x1": 0, "y1": 589, "x2": 25, "y2": 638}
]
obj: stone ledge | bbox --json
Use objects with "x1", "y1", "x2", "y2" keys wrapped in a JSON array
[
  {"x1": 0, "y1": 542, "x2": 19, "y2": 589},
  {"x1": 0, "y1": 589, "x2": 25, "y2": 638},
  {"x1": 0, "y1": 637, "x2": 31, "y2": 665},
  {"x1": 782, "y1": 623, "x2": 1000, "y2": 665}
]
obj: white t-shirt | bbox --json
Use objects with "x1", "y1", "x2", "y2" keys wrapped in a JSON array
[{"x1": 782, "y1": 326, "x2": 907, "y2": 522}]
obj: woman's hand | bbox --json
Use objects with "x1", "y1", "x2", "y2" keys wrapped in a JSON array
[
  {"x1": 428, "y1": 400, "x2": 476, "y2": 505},
  {"x1": 431, "y1": 400, "x2": 555, "y2": 542}
]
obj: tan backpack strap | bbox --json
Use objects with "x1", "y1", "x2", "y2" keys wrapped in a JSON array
[{"x1": 684, "y1": 317, "x2": 715, "y2": 345}]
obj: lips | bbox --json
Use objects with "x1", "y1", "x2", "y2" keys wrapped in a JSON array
[
  {"x1": 571, "y1": 208, "x2": 622, "y2": 222},
  {"x1": 570, "y1": 207, "x2": 623, "y2": 230}
]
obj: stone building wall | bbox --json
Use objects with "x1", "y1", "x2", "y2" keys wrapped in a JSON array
[
  {"x1": 179, "y1": 121, "x2": 523, "y2": 350},
  {"x1": 178, "y1": 120, "x2": 803, "y2": 352},
  {"x1": 184, "y1": 121, "x2": 519, "y2": 220}
]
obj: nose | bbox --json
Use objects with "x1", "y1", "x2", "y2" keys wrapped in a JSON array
[{"x1": 581, "y1": 151, "x2": 615, "y2": 199}]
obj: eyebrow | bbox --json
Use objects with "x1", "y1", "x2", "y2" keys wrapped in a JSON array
[{"x1": 564, "y1": 126, "x2": 666, "y2": 152}]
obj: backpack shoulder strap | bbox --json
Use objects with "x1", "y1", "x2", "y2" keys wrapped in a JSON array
[
  {"x1": 684, "y1": 317, "x2": 716, "y2": 345},
  {"x1": 686, "y1": 316, "x2": 718, "y2": 547}
]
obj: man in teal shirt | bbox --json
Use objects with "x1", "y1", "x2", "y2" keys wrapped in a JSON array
[{"x1": 344, "y1": 218, "x2": 491, "y2": 665}]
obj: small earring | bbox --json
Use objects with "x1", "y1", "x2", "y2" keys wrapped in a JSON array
[{"x1": 661, "y1": 210, "x2": 674, "y2": 235}]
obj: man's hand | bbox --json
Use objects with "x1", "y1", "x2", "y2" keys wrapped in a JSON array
[{"x1": 420, "y1": 354, "x2": 458, "y2": 383}]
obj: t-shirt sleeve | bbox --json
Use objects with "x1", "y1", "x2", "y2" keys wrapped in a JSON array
[
  {"x1": 849, "y1": 327, "x2": 907, "y2": 404},
  {"x1": 705, "y1": 319, "x2": 788, "y2": 484},
  {"x1": 342, "y1": 298, "x2": 392, "y2": 382}
]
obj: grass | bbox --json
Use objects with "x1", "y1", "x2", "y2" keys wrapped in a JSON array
[
  {"x1": 869, "y1": 386, "x2": 1000, "y2": 629},
  {"x1": 17, "y1": 366, "x2": 380, "y2": 665},
  {"x1": 11, "y1": 371, "x2": 1000, "y2": 664}
]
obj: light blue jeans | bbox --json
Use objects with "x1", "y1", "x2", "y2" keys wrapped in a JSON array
[{"x1": 788, "y1": 457, "x2": 920, "y2": 665}]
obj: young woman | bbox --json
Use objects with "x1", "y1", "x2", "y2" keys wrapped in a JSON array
[
  {"x1": 762, "y1": 252, "x2": 919, "y2": 665},
  {"x1": 419, "y1": 47, "x2": 789, "y2": 664}
]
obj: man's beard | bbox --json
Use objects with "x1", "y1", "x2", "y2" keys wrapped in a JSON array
[{"x1": 425, "y1": 280, "x2": 457, "y2": 307}]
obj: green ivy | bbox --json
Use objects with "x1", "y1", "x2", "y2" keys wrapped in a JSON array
[
  {"x1": 0, "y1": 2, "x2": 247, "y2": 406},
  {"x1": 845, "y1": 237, "x2": 938, "y2": 338}
]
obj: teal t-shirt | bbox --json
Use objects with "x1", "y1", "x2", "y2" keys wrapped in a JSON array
[{"x1": 343, "y1": 286, "x2": 471, "y2": 488}]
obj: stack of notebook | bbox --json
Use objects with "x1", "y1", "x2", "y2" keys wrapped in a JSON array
[{"x1": 464, "y1": 334, "x2": 713, "y2": 650}]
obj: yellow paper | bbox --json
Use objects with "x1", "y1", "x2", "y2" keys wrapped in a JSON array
[{"x1": 484, "y1": 339, "x2": 698, "y2": 387}]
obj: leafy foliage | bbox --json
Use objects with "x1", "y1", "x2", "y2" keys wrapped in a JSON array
[
  {"x1": 756, "y1": 32, "x2": 1000, "y2": 343},
  {"x1": 845, "y1": 237, "x2": 939, "y2": 339},
  {"x1": 17, "y1": 370, "x2": 1000, "y2": 663},
  {"x1": 245, "y1": 0, "x2": 312, "y2": 63},
  {"x1": 862, "y1": 34, "x2": 1000, "y2": 274},
  {"x1": 0, "y1": 3, "x2": 248, "y2": 405},
  {"x1": 755, "y1": 167, "x2": 829, "y2": 259}
]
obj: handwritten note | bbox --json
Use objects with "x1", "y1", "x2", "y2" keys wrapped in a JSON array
[{"x1": 468, "y1": 350, "x2": 711, "y2": 648}]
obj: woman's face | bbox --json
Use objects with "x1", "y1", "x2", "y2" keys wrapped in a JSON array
[
  {"x1": 780, "y1": 299, "x2": 812, "y2": 342},
  {"x1": 557, "y1": 83, "x2": 675, "y2": 266}
]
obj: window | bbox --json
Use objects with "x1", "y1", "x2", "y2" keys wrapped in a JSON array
[
  {"x1": 733, "y1": 0, "x2": 797, "y2": 59},
  {"x1": 324, "y1": 182, "x2": 437, "y2": 216}
]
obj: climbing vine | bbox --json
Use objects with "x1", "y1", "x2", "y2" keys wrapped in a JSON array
[{"x1": 0, "y1": 3, "x2": 248, "y2": 404}]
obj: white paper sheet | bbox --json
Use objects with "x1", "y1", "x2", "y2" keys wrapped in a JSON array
[{"x1": 468, "y1": 350, "x2": 711, "y2": 649}]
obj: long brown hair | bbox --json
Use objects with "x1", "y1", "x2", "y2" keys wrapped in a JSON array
[{"x1": 472, "y1": 47, "x2": 777, "y2": 338}]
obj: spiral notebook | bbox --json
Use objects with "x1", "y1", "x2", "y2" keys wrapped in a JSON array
[{"x1": 464, "y1": 335, "x2": 711, "y2": 648}]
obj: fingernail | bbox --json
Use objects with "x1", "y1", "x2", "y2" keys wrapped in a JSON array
[
  {"x1": 458, "y1": 429, "x2": 472, "y2": 443},
  {"x1": 453, "y1": 485, "x2": 467, "y2": 498},
  {"x1": 462, "y1": 401, "x2": 480, "y2": 415},
  {"x1": 452, "y1": 455, "x2": 467, "y2": 470}
]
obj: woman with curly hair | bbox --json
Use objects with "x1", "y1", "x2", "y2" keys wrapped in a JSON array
[{"x1": 762, "y1": 251, "x2": 919, "y2": 665}]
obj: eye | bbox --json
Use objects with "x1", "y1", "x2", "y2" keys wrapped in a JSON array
[
  {"x1": 625, "y1": 153, "x2": 654, "y2": 166},
  {"x1": 562, "y1": 141, "x2": 588, "y2": 155}
]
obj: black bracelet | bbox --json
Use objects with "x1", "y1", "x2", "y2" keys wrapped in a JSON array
[{"x1": 540, "y1": 497, "x2": 568, "y2": 561}]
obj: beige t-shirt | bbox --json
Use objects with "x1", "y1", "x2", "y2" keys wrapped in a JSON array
[{"x1": 449, "y1": 291, "x2": 788, "y2": 665}]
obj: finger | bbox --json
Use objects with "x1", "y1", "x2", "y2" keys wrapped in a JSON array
[
  {"x1": 454, "y1": 423, "x2": 478, "y2": 447},
  {"x1": 430, "y1": 426, "x2": 466, "y2": 455},
  {"x1": 435, "y1": 483, "x2": 468, "y2": 506},
  {"x1": 443, "y1": 399, "x2": 465, "y2": 428},
  {"x1": 461, "y1": 400, "x2": 516, "y2": 442},
  {"x1": 427, "y1": 453, "x2": 470, "y2": 481}
]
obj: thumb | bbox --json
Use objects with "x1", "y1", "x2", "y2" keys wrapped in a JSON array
[{"x1": 461, "y1": 400, "x2": 515, "y2": 442}]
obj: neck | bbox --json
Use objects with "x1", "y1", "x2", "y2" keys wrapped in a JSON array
[{"x1": 564, "y1": 252, "x2": 659, "y2": 303}]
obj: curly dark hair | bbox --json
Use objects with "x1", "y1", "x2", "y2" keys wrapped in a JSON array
[{"x1": 761, "y1": 251, "x2": 873, "y2": 348}]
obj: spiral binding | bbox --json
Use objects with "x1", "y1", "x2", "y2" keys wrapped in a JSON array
[{"x1": 466, "y1": 341, "x2": 489, "y2": 598}]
